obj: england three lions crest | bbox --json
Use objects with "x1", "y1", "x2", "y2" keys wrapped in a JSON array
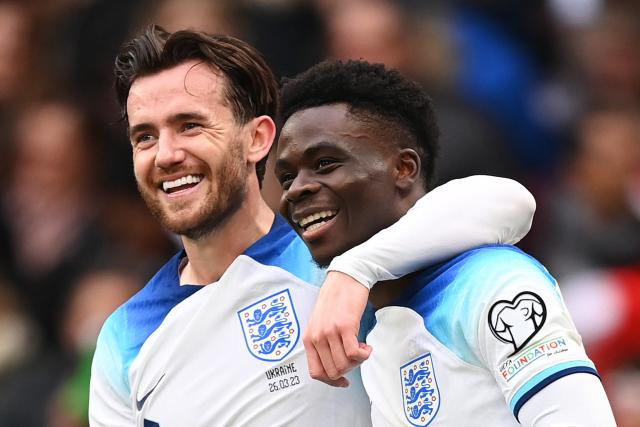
[
  {"x1": 400, "y1": 353, "x2": 440, "y2": 427},
  {"x1": 238, "y1": 289, "x2": 300, "y2": 362}
]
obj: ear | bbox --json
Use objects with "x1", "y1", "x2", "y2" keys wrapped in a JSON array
[
  {"x1": 246, "y1": 115, "x2": 276, "y2": 165},
  {"x1": 394, "y1": 148, "x2": 421, "y2": 191}
]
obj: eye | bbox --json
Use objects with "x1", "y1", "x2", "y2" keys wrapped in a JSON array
[
  {"x1": 316, "y1": 158, "x2": 338, "y2": 171},
  {"x1": 133, "y1": 133, "x2": 156, "y2": 146},
  {"x1": 182, "y1": 122, "x2": 201, "y2": 133}
]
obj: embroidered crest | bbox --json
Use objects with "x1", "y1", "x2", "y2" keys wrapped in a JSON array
[
  {"x1": 488, "y1": 291, "x2": 547, "y2": 356},
  {"x1": 238, "y1": 289, "x2": 300, "y2": 362},
  {"x1": 400, "y1": 353, "x2": 440, "y2": 427}
]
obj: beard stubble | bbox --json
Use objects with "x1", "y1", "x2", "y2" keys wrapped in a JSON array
[{"x1": 138, "y1": 141, "x2": 249, "y2": 240}]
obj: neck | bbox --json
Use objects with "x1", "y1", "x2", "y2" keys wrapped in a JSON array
[
  {"x1": 367, "y1": 189, "x2": 426, "y2": 307},
  {"x1": 369, "y1": 272, "x2": 419, "y2": 309},
  {"x1": 179, "y1": 181, "x2": 275, "y2": 285}
]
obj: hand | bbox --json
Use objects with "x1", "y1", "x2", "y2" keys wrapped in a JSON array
[{"x1": 303, "y1": 271, "x2": 373, "y2": 387}]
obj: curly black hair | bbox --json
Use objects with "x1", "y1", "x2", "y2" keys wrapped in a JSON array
[{"x1": 279, "y1": 60, "x2": 439, "y2": 189}]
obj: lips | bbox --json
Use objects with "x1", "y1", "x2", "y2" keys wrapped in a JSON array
[{"x1": 292, "y1": 209, "x2": 338, "y2": 240}]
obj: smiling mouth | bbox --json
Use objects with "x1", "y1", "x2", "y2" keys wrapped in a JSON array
[
  {"x1": 161, "y1": 174, "x2": 203, "y2": 194},
  {"x1": 296, "y1": 210, "x2": 338, "y2": 232}
]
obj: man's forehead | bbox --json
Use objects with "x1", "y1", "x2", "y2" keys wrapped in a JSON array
[
  {"x1": 280, "y1": 104, "x2": 375, "y2": 142},
  {"x1": 128, "y1": 60, "x2": 225, "y2": 103},
  {"x1": 277, "y1": 103, "x2": 397, "y2": 162}
]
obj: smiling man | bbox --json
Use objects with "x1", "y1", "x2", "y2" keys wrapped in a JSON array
[
  {"x1": 89, "y1": 27, "x2": 538, "y2": 426},
  {"x1": 276, "y1": 60, "x2": 617, "y2": 426}
]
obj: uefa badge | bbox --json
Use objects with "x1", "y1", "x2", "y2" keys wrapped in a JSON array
[
  {"x1": 237, "y1": 289, "x2": 300, "y2": 362},
  {"x1": 400, "y1": 353, "x2": 440, "y2": 427}
]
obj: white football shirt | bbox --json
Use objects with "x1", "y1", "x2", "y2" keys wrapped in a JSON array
[
  {"x1": 362, "y1": 245, "x2": 598, "y2": 427},
  {"x1": 90, "y1": 216, "x2": 371, "y2": 426}
]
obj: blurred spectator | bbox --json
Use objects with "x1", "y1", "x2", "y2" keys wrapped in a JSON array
[
  {"x1": 607, "y1": 365, "x2": 640, "y2": 427},
  {"x1": 0, "y1": 267, "x2": 141, "y2": 427},
  {"x1": 560, "y1": 1, "x2": 640, "y2": 108},
  {"x1": 563, "y1": 267, "x2": 640, "y2": 378},
  {"x1": 321, "y1": 0, "x2": 415, "y2": 75},
  {"x1": 563, "y1": 266, "x2": 640, "y2": 427},
  {"x1": 535, "y1": 106, "x2": 640, "y2": 278},
  {"x1": 316, "y1": 0, "x2": 520, "y2": 185},
  {"x1": 0, "y1": 99, "x2": 111, "y2": 350},
  {"x1": 0, "y1": 0, "x2": 637, "y2": 424},
  {"x1": 0, "y1": 1, "x2": 37, "y2": 187},
  {"x1": 542, "y1": 0, "x2": 640, "y2": 142},
  {"x1": 0, "y1": 273, "x2": 38, "y2": 380},
  {"x1": 38, "y1": 0, "x2": 137, "y2": 112},
  {"x1": 241, "y1": 0, "x2": 326, "y2": 78},
  {"x1": 47, "y1": 268, "x2": 141, "y2": 427},
  {"x1": 135, "y1": 0, "x2": 243, "y2": 36},
  {"x1": 98, "y1": 192, "x2": 177, "y2": 271},
  {"x1": 0, "y1": 2, "x2": 34, "y2": 106},
  {"x1": 447, "y1": 2, "x2": 559, "y2": 173}
]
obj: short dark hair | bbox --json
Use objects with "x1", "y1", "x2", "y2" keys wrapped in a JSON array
[
  {"x1": 279, "y1": 60, "x2": 439, "y2": 189},
  {"x1": 114, "y1": 25, "x2": 278, "y2": 185}
]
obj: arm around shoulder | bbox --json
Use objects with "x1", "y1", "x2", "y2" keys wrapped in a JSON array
[{"x1": 328, "y1": 175, "x2": 536, "y2": 288}]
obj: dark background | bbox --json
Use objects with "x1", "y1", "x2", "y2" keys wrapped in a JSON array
[{"x1": 0, "y1": 0, "x2": 638, "y2": 425}]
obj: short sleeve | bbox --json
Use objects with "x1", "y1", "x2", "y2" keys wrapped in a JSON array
[
  {"x1": 470, "y1": 249, "x2": 597, "y2": 420},
  {"x1": 89, "y1": 316, "x2": 135, "y2": 426}
]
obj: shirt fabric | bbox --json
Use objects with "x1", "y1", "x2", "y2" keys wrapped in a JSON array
[
  {"x1": 362, "y1": 245, "x2": 597, "y2": 427},
  {"x1": 90, "y1": 215, "x2": 371, "y2": 426}
]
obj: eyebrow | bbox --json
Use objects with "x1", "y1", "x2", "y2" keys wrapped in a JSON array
[
  {"x1": 275, "y1": 140, "x2": 345, "y2": 170},
  {"x1": 128, "y1": 111, "x2": 210, "y2": 137}
]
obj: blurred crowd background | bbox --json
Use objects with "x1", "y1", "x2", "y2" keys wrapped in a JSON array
[{"x1": 0, "y1": 0, "x2": 638, "y2": 425}]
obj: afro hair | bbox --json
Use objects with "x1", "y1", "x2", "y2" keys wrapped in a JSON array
[{"x1": 279, "y1": 60, "x2": 439, "y2": 188}]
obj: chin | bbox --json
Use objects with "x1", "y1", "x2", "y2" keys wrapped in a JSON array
[
  {"x1": 310, "y1": 245, "x2": 346, "y2": 269},
  {"x1": 311, "y1": 235, "x2": 373, "y2": 269},
  {"x1": 311, "y1": 256, "x2": 331, "y2": 269}
]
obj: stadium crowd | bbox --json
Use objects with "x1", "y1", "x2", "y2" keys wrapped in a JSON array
[{"x1": 0, "y1": 0, "x2": 638, "y2": 425}]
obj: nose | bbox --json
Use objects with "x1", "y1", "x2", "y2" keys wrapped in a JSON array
[
  {"x1": 155, "y1": 133, "x2": 186, "y2": 169},
  {"x1": 284, "y1": 171, "x2": 321, "y2": 204}
]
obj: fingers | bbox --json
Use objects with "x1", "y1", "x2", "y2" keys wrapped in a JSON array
[
  {"x1": 327, "y1": 331, "x2": 354, "y2": 378},
  {"x1": 304, "y1": 335, "x2": 332, "y2": 382},
  {"x1": 304, "y1": 328, "x2": 343, "y2": 384},
  {"x1": 342, "y1": 333, "x2": 371, "y2": 364},
  {"x1": 303, "y1": 271, "x2": 371, "y2": 387},
  {"x1": 304, "y1": 326, "x2": 371, "y2": 387},
  {"x1": 325, "y1": 377, "x2": 350, "y2": 388}
]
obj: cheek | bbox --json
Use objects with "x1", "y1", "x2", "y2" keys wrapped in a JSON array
[
  {"x1": 132, "y1": 152, "x2": 153, "y2": 184},
  {"x1": 343, "y1": 173, "x2": 398, "y2": 224},
  {"x1": 278, "y1": 195, "x2": 289, "y2": 217},
  {"x1": 340, "y1": 168, "x2": 393, "y2": 199}
]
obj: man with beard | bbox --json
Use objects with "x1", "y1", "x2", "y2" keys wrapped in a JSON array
[
  {"x1": 275, "y1": 60, "x2": 616, "y2": 426},
  {"x1": 89, "y1": 27, "x2": 536, "y2": 426}
]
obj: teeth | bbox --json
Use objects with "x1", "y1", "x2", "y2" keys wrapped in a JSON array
[
  {"x1": 298, "y1": 210, "x2": 337, "y2": 227},
  {"x1": 306, "y1": 222, "x2": 325, "y2": 232},
  {"x1": 162, "y1": 175, "x2": 202, "y2": 192}
]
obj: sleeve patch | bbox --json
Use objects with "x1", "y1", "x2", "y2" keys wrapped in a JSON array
[{"x1": 488, "y1": 291, "x2": 547, "y2": 356}]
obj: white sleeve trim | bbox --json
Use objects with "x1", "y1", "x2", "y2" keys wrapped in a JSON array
[
  {"x1": 328, "y1": 176, "x2": 536, "y2": 289},
  {"x1": 518, "y1": 372, "x2": 617, "y2": 427}
]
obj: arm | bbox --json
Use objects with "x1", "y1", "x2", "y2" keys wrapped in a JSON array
[
  {"x1": 518, "y1": 373, "x2": 617, "y2": 426},
  {"x1": 328, "y1": 175, "x2": 535, "y2": 288},
  {"x1": 473, "y1": 248, "x2": 613, "y2": 426},
  {"x1": 89, "y1": 323, "x2": 135, "y2": 426},
  {"x1": 89, "y1": 369, "x2": 135, "y2": 426},
  {"x1": 303, "y1": 176, "x2": 536, "y2": 386}
]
